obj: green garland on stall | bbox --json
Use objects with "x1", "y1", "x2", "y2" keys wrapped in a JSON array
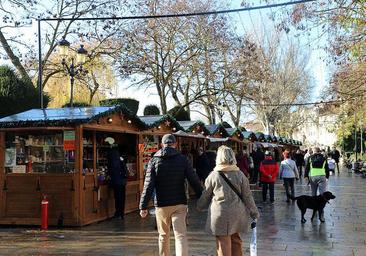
[
  {"x1": 146, "y1": 114, "x2": 184, "y2": 131},
  {"x1": 0, "y1": 104, "x2": 148, "y2": 129},
  {"x1": 206, "y1": 124, "x2": 230, "y2": 137},
  {"x1": 186, "y1": 121, "x2": 210, "y2": 135}
]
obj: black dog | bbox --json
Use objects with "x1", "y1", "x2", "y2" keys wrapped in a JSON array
[{"x1": 288, "y1": 191, "x2": 336, "y2": 223}]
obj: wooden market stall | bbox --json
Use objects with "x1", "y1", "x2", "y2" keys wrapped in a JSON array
[
  {"x1": 0, "y1": 105, "x2": 147, "y2": 226},
  {"x1": 177, "y1": 120, "x2": 210, "y2": 156},
  {"x1": 241, "y1": 131, "x2": 258, "y2": 153},
  {"x1": 138, "y1": 115, "x2": 208, "y2": 198},
  {"x1": 138, "y1": 115, "x2": 184, "y2": 179},
  {"x1": 225, "y1": 127, "x2": 246, "y2": 153}
]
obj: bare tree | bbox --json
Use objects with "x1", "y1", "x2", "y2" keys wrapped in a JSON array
[
  {"x1": 245, "y1": 31, "x2": 312, "y2": 135},
  {"x1": 0, "y1": 0, "x2": 128, "y2": 102}
]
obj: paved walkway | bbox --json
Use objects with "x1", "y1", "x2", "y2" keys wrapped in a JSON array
[{"x1": 1, "y1": 168, "x2": 366, "y2": 255}]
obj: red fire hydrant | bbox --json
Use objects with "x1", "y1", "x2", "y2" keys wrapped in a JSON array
[{"x1": 41, "y1": 195, "x2": 48, "y2": 230}]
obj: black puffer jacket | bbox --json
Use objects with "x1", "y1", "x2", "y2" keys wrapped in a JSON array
[
  {"x1": 305, "y1": 153, "x2": 330, "y2": 179},
  {"x1": 139, "y1": 147, "x2": 202, "y2": 210}
]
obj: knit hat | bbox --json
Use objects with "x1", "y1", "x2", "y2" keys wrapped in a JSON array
[{"x1": 161, "y1": 134, "x2": 176, "y2": 145}]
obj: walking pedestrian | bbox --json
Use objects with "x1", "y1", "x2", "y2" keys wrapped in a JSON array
[
  {"x1": 330, "y1": 146, "x2": 341, "y2": 174},
  {"x1": 251, "y1": 146, "x2": 265, "y2": 186},
  {"x1": 139, "y1": 134, "x2": 202, "y2": 256},
  {"x1": 259, "y1": 151, "x2": 279, "y2": 204},
  {"x1": 196, "y1": 147, "x2": 211, "y2": 182},
  {"x1": 279, "y1": 149, "x2": 299, "y2": 203},
  {"x1": 106, "y1": 137, "x2": 128, "y2": 219},
  {"x1": 304, "y1": 148, "x2": 313, "y2": 165},
  {"x1": 236, "y1": 149, "x2": 250, "y2": 178},
  {"x1": 294, "y1": 149, "x2": 305, "y2": 178},
  {"x1": 197, "y1": 145, "x2": 259, "y2": 256},
  {"x1": 305, "y1": 147, "x2": 330, "y2": 196}
]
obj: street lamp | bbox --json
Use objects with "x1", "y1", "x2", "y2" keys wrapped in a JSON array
[
  {"x1": 217, "y1": 101, "x2": 226, "y2": 123},
  {"x1": 58, "y1": 36, "x2": 88, "y2": 107}
]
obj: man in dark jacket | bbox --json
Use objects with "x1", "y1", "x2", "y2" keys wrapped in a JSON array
[
  {"x1": 106, "y1": 138, "x2": 128, "y2": 219},
  {"x1": 139, "y1": 134, "x2": 202, "y2": 256},
  {"x1": 330, "y1": 147, "x2": 341, "y2": 173},
  {"x1": 294, "y1": 149, "x2": 305, "y2": 178},
  {"x1": 305, "y1": 147, "x2": 330, "y2": 196},
  {"x1": 196, "y1": 147, "x2": 210, "y2": 182},
  {"x1": 251, "y1": 146, "x2": 265, "y2": 185}
]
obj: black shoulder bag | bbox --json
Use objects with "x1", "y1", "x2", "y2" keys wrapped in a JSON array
[{"x1": 219, "y1": 172, "x2": 244, "y2": 203}]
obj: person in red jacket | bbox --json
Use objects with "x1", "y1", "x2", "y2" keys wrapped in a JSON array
[{"x1": 259, "y1": 151, "x2": 279, "y2": 204}]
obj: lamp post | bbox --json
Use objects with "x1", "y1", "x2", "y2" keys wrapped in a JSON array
[
  {"x1": 217, "y1": 101, "x2": 226, "y2": 123},
  {"x1": 58, "y1": 36, "x2": 88, "y2": 108}
]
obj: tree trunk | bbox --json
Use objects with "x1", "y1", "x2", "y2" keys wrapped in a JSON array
[{"x1": 0, "y1": 30, "x2": 31, "y2": 82}]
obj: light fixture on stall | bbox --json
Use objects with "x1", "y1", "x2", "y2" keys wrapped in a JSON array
[
  {"x1": 158, "y1": 126, "x2": 161, "y2": 129},
  {"x1": 127, "y1": 120, "x2": 132, "y2": 124},
  {"x1": 107, "y1": 117, "x2": 113, "y2": 123},
  {"x1": 172, "y1": 127, "x2": 176, "y2": 131}
]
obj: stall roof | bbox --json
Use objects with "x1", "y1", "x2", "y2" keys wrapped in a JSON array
[
  {"x1": 254, "y1": 132, "x2": 265, "y2": 141},
  {"x1": 242, "y1": 131, "x2": 257, "y2": 141},
  {"x1": 139, "y1": 114, "x2": 184, "y2": 131},
  {"x1": 0, "y1": 105, "x2": 147, "y2": 128},
  {"x1": 239, "y1": 126, "x2": 247, "y2": 132},
  {"x1": 264, "y1": 134, "x2": 273, "y2": 142},
  {"x1": 225, "y1": 127, "x2": 245, "y2": 140},
  {"x1": 177, "y1": 120, "x2": 210, "y2": 135},
  {"x1": 271, "y1": 135, "x2": 278, "y2": 142},
  {"x1": 205, "y1": 124, "x2": 230, "y2": 137}
]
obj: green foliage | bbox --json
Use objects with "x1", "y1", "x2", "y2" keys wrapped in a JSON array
[
  {"x1": 99, "y1": 98, "x2": 139, "y2": 115},
  {"x1": 61, "y1": 102, "x2": 92, "y2": 108},
  {"x1": 0, "y1": 66, "x2": 49, "y2": 118},
  {"x1": 337, "y1": 127, "x2": 366, "y2": 154},
  {"x1": 167, "y1": 106, "x2": 190, "y2": 121},
  {"x1": 143, "y1": 104, "x2": 160, "y2": 115}
]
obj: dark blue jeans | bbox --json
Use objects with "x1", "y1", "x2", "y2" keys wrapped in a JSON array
[
  {"x1": 283, "y1": 178, "x2": 295, "y2": 201},
  {"x1": 262, "y1": 182, "x2": 275, "y2": 202}
]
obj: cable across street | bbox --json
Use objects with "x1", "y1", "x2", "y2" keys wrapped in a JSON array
[{"x1": 39, "y1": 0, "x2": 318, "y2": 21}]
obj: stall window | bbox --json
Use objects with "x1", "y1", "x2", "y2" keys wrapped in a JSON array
[
  {"x1": 142, "y1": 135, "x2": 160, "y2": 174},
  {"x1": 5, "y1": 131, "x2": 75, "y2": 174},
  {"x1": 83, "y1": 132, "x2": 139, "y2": 183}
]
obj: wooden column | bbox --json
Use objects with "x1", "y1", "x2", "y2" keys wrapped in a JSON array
[
  {"x1": 0, "y1": 132, "x2": 5, "y2": 217},
  {"x1": 75, "y1": 125, "x2": 83, "y2": 225}
]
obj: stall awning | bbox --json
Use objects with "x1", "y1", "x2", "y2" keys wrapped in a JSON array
[
  {"x1": 174, "y1": 130, "x2": 207, "y2": 139},
  {"x1": 209, "y1": 137, "x2": 229, "y2": 143},
  {"x1": 255, "y1": 141, "x2": 281, "y2": 148}
]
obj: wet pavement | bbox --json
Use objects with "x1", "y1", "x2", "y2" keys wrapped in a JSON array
[{"x1": 1, "y1": 168, "x2": 366, "y2": 256}]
